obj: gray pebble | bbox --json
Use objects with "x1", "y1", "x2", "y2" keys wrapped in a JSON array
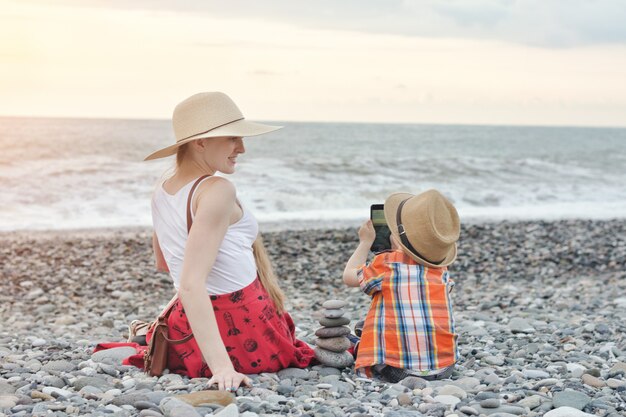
[
  {"x1": 314, "y1": 347, "x2": 354, "y2": 368},
  {"x1": 315, "y1": 336, "x2": 351, "y2": 352},
  {"x1": 277, "y1": 367, "x2": 310, "y2": 380},
  {"x1": 480, "y1": 398, "x2": 501, "y2": 408},
  {"x1": 522, "y1": 369, "x2": 550, "y2": 379},
  {"x1": 319, "y1": 316, "x2": 350, "y2": 327},
  {"x1": 214, "y1": 403, "x2": 240, "y2": 417},
  {"x1": 159, "y1": 397, "x2": 201, "y2": 417},
  {"x1": 42, "y1": 360, "x2": 75, "y2": 373},
  {"x1": 552, "y1": 390, "x2": 591, "y2": 410},
  {"x1": 508, "y1": 318, "x2": 536, "y2": 334},
  {"x1": 91, "y1": 347, "x2": 137, "y2": 364},
  {"x1": 322, "y1": 300, "x2": 347, "y2": 309},
  {"x1": 323, "y1": 308, "x2": 345, "y2": 318},
  {"x1": 315, "y1": 326, "x2": 351, "y2": 338}
]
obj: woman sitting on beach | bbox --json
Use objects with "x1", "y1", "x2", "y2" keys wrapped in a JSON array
[{"x1": 142, "y1": 92, "x2": 314, "y2": 390}]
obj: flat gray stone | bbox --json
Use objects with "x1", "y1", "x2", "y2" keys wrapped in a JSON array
[
  {"x1": 41, "y1": 387, "x2": 73, "y2": 398},
  {"x1": 522, "y1": 369, "x2": 550, "y2": 379},
  {"x1": 315, "y1": 336, "x2": 351, "y2": 353},
  {"x1": 453, "y1": 376, "x2": 480, "y2": 390},
  {"x1": 400, "y1": 376, "x2": 429, "y2": 390},
  {"x1": 322, "y1": 300, "x2": 346, "y2": 309},
  {"x1": 480, "y1": 398, "x2": 501, "y2": 408},
  {"x1": 437, "y1": 384, "x2": 467, "y2": 399},
  {"x1": 266, "y1": 394, "x2": 288, "y2": 404},
  {"x1": 544, "y1": 407, "x2": 595, "y2": 417},
  {"x1": 277, "y1": 368, "x2": 310, "y2": 380},
  {"x1": 135, "y1": 400, "x2": 159, "y2": 410},
  {"x1": 111, "y1": 393, "x2": 150, "y2": 406},
  {"x1": 79, "y1": 385, "x2": 104, "y2": 396},
  {"x1": 533, "y1": 378, "x2": 559, "y2": 389},
  {"x1": 0, "y1": 381, "x2": 16, "y2": 395},
  {"x1": 608, "y1": 362, "x2": 626, "y2": 377},
  {"x1": 315, "y1": 326, "x2": 351, "y2": 338},
  {"x1": 459, "y1": 406, "x2": 480, "y2": 416},
  {"x1": 472, "y1": 404, "x2": 526, "y2": 415},
  {"x1": 607, "y1": 378, "x2": 626, "y2": 388},
  {"x1": 314, "y1": 347, "x2": 354, "y2": 368},
  {"x1": 160, "y1": 397, "x2": 202, "y2": 417},
  {"x1": 73, "y1": 377, "x2": 113, "y2": 391},
  {"x1": 553, "y1": 390, "x2": 591, "y2": 410},
  {"x1": 139, "y1": 410, "x2": 165, "y2": 417},
  {"x1": 323, "y1": 308, "x2": 345, "y2": 318},
  {"x1": 567, "y1": 363, "x2": 586, "y2": 378},
  {"x1": 316, "y1": 367, "x2": 342, "y2": 377},
  {"x1": 434, "y1": 394, "x2": 460, "y2": 406},
  {"x1": 42, "y1": 375, "x2": 65, "y2": 388},
  {"x1": 319, "y1": 316, "x2": 350, "y2": 327},
  {"x1": 517, "y1": 394, "x2": 543, "y2": 409},
  {"x1": 42, "y1": 360, "x2": 76, "y2": 373},
  {"x1": 484, "y1": 356, "x2": 505, "y2": 366},
  {"x1": 91, "y1": 347, "x2": 137, "y2": 364},
  {"x1": 0, "y1": 395, "x2": 18, "y2": 409},
  {"x1": 508, "y1": 318, "x2": 536, "y2": 334},
  {"x1": 214, "y1": 403, "x2": 239, "y2": 417}
]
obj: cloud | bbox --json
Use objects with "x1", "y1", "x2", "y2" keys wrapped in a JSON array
[{"x1": 24, "y1": 0, "x2": 626, "y2": 47}]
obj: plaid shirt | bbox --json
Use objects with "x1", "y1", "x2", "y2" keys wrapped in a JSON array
[{"x1": 355, "y1": 250, "x2": 457, "y2": 377}]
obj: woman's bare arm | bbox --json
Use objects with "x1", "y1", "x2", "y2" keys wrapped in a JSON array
[{"x1": 177, "y1": 177, "x2": 251, "y2": 391}]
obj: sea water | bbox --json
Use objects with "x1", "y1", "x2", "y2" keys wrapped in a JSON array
[{"x1": 1, "y1": 116, "x2": 625, "y2": 231}]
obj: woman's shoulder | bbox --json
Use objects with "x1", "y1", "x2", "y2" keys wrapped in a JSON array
[{"x1": 194, "y1": 176, "x2": 237, "y2": 206}]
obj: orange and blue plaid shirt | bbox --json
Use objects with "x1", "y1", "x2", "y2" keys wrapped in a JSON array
[{"x1": 355, "y1": 250, "x2": 458, "y2": 377}]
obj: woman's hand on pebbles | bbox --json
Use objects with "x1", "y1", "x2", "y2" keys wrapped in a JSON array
[
  {"x1": 208, "y1": 369, "x2": 252, "y2": 392},
  {"x1": 358, "y1": 220, "x2": 376, "y2": 244}
]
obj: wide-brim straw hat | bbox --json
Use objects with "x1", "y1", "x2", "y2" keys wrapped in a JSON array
[
  {"x1": 144, "y1": 92, "x2": 282, "y2": 161},
  {"x1": 384, "y1": 189, "x2": 460, "y2": 267}
]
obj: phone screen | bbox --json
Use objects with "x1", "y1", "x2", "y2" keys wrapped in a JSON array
[{"x1": 370, "y1": 204, "x2": 391, "y2": 253}]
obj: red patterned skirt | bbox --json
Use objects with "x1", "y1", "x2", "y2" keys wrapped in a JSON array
[
  {"x1": 96, "y1": 278, "x2": 314, "y2": 377},
  {"x1": 154, "y1": 278, "x2": 314, "y2": 377}
]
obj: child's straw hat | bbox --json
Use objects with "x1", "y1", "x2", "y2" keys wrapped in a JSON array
[
  {"x1": 144, "y1": 92, "x2": 281, "y2": 161},
  {"x1": 384, "y1": 189, "x2": 460, "y2": 267}
]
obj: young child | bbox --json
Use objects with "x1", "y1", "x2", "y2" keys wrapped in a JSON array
[{"x1": 343, "y1": 189, "x2": 460, "y2": 382}]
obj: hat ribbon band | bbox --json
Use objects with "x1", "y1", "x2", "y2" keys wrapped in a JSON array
[
  {"x1": 396, "y1": 198, "x2": 444, "y2": 265},
  {"x1": 177, "y1": 117, "x2": 245, "y2": 143}
]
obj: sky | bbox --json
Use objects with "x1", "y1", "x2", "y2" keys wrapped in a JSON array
[{"x1": 1, "y1": 0, "x2": 626, "y2": 127}]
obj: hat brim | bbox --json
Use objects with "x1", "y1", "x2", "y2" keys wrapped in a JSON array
[
  {"x1": 144, "y1": 119, "x2": 282, "y2": 161},
  {"x1": 384, "y1": 192, "x2": 457, "y2": 267}
]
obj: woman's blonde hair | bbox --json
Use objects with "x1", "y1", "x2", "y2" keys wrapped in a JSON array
[
  {"x1": 253, "y1": 234, "x2": 285, "y2": 313},
  {"x1": 175, "y1": 144, "x2": 286, "y2": 313}
]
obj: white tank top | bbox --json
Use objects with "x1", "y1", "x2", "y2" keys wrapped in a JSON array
[{"x1": 151, "y1": 177, "x2": 258, "y2": 294}]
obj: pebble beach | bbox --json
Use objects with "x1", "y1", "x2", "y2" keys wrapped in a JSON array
[{"x1": 1, "y1": 219, "x2": 625, "y2": 417}]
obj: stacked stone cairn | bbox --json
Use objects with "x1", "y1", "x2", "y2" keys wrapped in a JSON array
[{"x1": 313, "y1": 299, "x2": 355, "y2": 368}]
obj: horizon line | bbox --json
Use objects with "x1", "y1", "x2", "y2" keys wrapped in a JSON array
[{"x1": 1, "y1": 113, "x2": 625, "y2": 130}]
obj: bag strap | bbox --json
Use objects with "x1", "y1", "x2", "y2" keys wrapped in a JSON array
[{"x1": 186, "y1": 175, "x2": 211, "y2": 233}]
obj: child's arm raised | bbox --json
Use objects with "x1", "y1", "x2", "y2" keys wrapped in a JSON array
[{"x1": 343, "y1": 220, "x2": 375, "y2": 287}]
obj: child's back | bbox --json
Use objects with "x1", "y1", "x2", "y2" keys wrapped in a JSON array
[
  {"x1": 356, "y1": 249, "x2": 456, "y2": 379},
  {"x1": 343, "y1": 189, "x2": 460, "y2": 382}
]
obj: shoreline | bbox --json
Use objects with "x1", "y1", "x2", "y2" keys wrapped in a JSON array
[{"x1": 1, "y1": 216, "x2": 625, "y2": 240}]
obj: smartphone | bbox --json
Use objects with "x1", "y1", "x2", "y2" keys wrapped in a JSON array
[{"x1": 370, "y1": 204, "x2": 391, "y2": 253}]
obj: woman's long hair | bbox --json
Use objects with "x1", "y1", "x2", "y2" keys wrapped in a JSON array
[
  {"x1": 253, "y1": 234, "x2": 285, "y2": 313},
  {"x1": 175, "y1": 144, "x2": 286, "y2": 313}
]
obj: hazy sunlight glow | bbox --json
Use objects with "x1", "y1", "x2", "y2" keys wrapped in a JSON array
[{"x1": 1, "y1": 0, "x2": 625, "y2": 126}]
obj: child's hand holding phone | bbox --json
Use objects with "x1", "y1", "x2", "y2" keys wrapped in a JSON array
[
  {"x1": 359, "y1": 220, "x2": 376, "y2": 245},
  {"x1": 370, "y1": 204, "x2": 391, "y2": 253},
  {"x1": 343, "y1": 206, "x2": 390, "y2": 288}
]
